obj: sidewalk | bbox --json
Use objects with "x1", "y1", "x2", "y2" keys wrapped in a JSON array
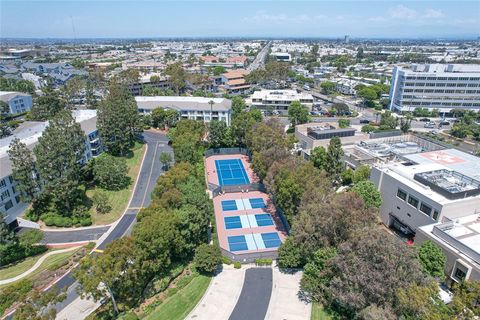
[
  {"x1": 186, "y1": 264, "x2": 246, "y2": 320},
  {"x1": 265, "y1": 267, "x2": 311, "y2": 320},
  {"x1": 0, "y1": 246, "x2": 80, "y2": 286},
  {"x1": 55, "y1": 296, "x2": 100, "y2": 320}
]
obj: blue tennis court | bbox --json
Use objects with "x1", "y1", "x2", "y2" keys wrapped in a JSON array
[
  {"x1": 250, "y1": 198, "x2": 266, "y2": 209},
  {"x1": 224, "y1": 216, "x2": 242, "y2": 229},
  {"x1": 228, "y1": 235, "x2": 249, "y2": 251},
  {"x1": 255, "y1": 214, "x2": 274, "y2": 227},
  {"x1": 261, "y1": 232, "x2": 282, "y2": 248},
  {"x1": 215, "y1": 159, "x2": 250, "y2": 186},
  {"x1": 221, "y1": 200, "x2": 238, "y2": 211}
]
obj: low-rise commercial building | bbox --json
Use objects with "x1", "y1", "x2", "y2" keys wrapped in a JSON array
[
  {"x1": 295, "y1": 122, "x2": 357, "y2": 150},
  {"x1": 135, "y1": 96, "x2": 232, "y2": 125},
  {"x1": 250, "y1": 89, "x2": 314, "y2": 114},
  {"x1": 220, "y1": 69, "x2": 251, "y2": 94},
  {"x1": 389, "y1": 64, "x2": 480, "y2": 113},
  {"x1": 370, "y1": 148, "x2": 480, "y2": 236},
  {"x1": 0, "y1": 91, "x2": 33, "y2": 115},
  {"x1": 416, "y1": 213, "x2": 480, "y2": 283}
]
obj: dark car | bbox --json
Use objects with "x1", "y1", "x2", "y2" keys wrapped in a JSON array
[
  {"x1": 439, "y1": 121, "x2": 450, "y2": 126},
  {"x1": 359, "y1": 119, "x2": 370, "y2": 124},
  {"x1": 419, "y1": 118, "x2": 430, "y2": 122}
]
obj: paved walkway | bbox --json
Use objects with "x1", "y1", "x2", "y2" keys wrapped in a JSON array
[
  {"x1": 187, "y1": 265, "x2": 311, "y2": 320},
  {"x1": 186, "y1": 265, "x2": 246, "y2": 320},
  {"x1": 0, "y1": 246, "x2": 80, "y2": 285},
  {"x1": 265, "y1": 268, "x2": 311, "y2": 320}
]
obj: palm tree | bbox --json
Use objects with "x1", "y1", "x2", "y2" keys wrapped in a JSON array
[{"x1": 208, "y1": 99, "x2": 215, "y2": 122}]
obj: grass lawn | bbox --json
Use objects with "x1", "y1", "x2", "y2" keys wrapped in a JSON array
[
  {"x1": 144, "y1": 274, "x2": 211, "y2": 320},
  {"x1": 88, "y1": 142, "x2": 146, "y2": 225},
  {"x1": 0, "y1": 253, "x2": 43, "y2": 281},
  {"x1": 0, "y1": 248, "x2": 79, "y2": 289},
  {"x1": 311, "y1": 303, "x2": 333, "y2": 320}
]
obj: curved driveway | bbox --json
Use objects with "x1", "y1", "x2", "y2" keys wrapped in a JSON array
[{"x1": 49, "y1": 130, "x2": 171, "y2": 315}]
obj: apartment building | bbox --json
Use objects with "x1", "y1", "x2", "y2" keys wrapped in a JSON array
[
  {"x1": 135, "y1": 96, "x2": 232, "y2": 125},
  {"x1": 416, "y1": 213, "x2": 480, "y2": 283},
  {"x1": 200, "y1": 56, "x2": 247, "y2": 68},
  {"x1": 389, "y1": 64, "x2": 480, "y2": 113},
  {"x1": 220, "y1": 69, "x2": 251, "y2": 94},
  {"x1": 370, "y1": 148, "x2": 480, "y2": 236},
  {"x1": 0, "y1": 110, "x2": 102, "y2": 225},
  {"x1": 0, "y1": 91, "x2": 33, "y2": 115},
  {"x1": 250, "y1": 89, "x2": 314, "y2": 114},
  {"x1": 127, "y1": 74, "x2": 171, "y2": 96}
]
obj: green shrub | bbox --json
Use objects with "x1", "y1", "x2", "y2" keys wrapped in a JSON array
[
  {"x1": 234, "y1": 261, "x2": 241, "y2": 269},
  {"x1": 0, "y1": 280, "x2": 33, "y2": 314},
  {"x1": 255, "y1": 258, "x2": 273, "y2": 266},
  {"x1": 165, "y1": 287, "x2": 178, "y2": 298},
  {"x1": 222, "y1": 256, "x2": 233, "y2": 265},
  {"x1": 193, "y1": 244, "x2": 222, "y2": 274}
]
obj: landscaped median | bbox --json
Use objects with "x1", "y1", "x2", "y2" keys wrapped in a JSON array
[{"x1": 87, "y1": 141, "x2": 146, "y2": 225}]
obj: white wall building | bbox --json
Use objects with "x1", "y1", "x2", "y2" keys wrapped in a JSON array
[
  {"x1": 0, "y1": 91, "x2": 33, "y2": 115},
  {"x1": 389, "y1": 64, "x2": 480, "y2": 113},
  {"x1": 371, "y1": 148, "x2": 480, "y2": 235},
  {"x1": 250, "y1": 89, "x2": 314, "y2": 114},
  {"x1": 135, "y1": 96, "x2": 232, "y2": 126},
  {"x1": 0, "y1": 110, "x2": 101, "y2": 226},
  {"x1": 415, "y1": 213, "x2": 480, "y2": 283}
]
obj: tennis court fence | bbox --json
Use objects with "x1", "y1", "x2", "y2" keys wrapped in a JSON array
[
  {"x1": 220, "y1": 248, "x2": 278, "y2": 264},
  {"x1": 212, "y1": 183, "x2": 267, "y2": 197},
  {"x1": 204, "y1": 147, "x2": 252, "y2": 159}
]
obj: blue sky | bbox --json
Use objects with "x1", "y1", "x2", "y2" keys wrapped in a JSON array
[{"x1": 1, "y1": 1, "x2": 479, "y2": 38}]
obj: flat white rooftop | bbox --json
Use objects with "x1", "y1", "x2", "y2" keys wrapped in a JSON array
[
  {"x1": 251, "y1": 89, "x2": 313, "y2": 101},
  {"x1": 404, "y1": 149, "x2": 480, "y2": 181},
  {"x1": 420, "y1": 213, "x2": 480, "y2": 266}
]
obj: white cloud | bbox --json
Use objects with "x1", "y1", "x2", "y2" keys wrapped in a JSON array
[
  {"x1": 244, "y1": 11, "x2": 339, "y2": 24},
  {"x1": 423, "y1": 8, "x2": 445, "y2": 19},
  {"x1": 389, "y1": 5, "x2": 417, "y2": 20}
]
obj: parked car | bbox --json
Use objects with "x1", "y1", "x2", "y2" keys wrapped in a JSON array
[
  {"x1": 439, "y1": 121, "x2": 450, "y2": 126},
  {"x1": 303, "y1": 85, "x2": 311, "y2": 91},
  {"x1": 424, "y1": 122, "x2": 435, "y2": 128},
  {"x1": 359, "y1": 119, "x2": 370, "y2": 124},
  {"x1": 419, "y1": 118, "x2": 430, "y2": 122}
]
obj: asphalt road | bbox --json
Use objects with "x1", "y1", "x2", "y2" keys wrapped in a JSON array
[
  {"x1": 41, "y1": 226, "x2": 110, "y2": 244},
  {"x1": 247, "y1": 41, "x2": 271, "y2": 72},
  {"x1": 229, "y1": 268, "x2": 273, "y2": 320},
  {"x1": 49, "y1": 130, "x2": 171, "y2": 314}
]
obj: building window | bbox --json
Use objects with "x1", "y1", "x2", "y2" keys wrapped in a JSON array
[
  {"x1": 397, "y1": 189, "x2": 407, "y2": 201},
  {"x1": 407, "y1": 195, "x2": 419, "y2": 208},
  {"x1": 0, "y1": 179, "x2": 5, "y2": 188},
  {"x1": 432, "y1": 210, "x2": 439, "y2": 220},
  {"x1": 4, "y1": 200, "x2": 13, "y2": 210},
  {"x1": 419, "y1": 203, "x2": 432, "y2": 216},
  {"x1": 1, "y1": 190, "x2": 10, "y2": 201},
  {"x1": 454, "y1": 268, "x2": 467, "y2": 281}
]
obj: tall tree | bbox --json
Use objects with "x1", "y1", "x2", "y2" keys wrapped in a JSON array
[
  {"x1": 30, "y1": 87, "x2": 65, "y2": 120},
  {"x1": 165, "y1": 62, "x2": 187, "y2": 95},
  {"x1": 33, "y1": 110, "x2": 86, "y2": 212},
  {"x1": 325, "y1": 137, "x2": 344, "y2": 184},
  {"x1": 93, "y1": 155, "x2": 130, "y2": 190},
  {"x1": 310, "y1": 146, "x2": 328, "y2": 171},
  {"x1": 62, "y1": 76, "x2": 86, "y2": 108},
  {"x1": 208, "y1": 120, "x2": 228, "y2": 148},
  {"x1": 351, "y1": 181, "x2": 382, "y2": 208},
  {"x1": 8, "y1": 138, "x2": 39, "y2": 202},
  {"x1": 97, "y1": 84, "x2": 141, "y2": 156},
  {"x1": 417, "y1": 240, "x2": 446, "y2": 278},
  {"x1": 288, "y1": 101, "x2": 310, "y2": 127}
]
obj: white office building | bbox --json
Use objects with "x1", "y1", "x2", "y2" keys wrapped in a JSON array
[
  {"x1": 371, "y1": 148, "x2": 480, "y2": 235},
  {"x1": 389, "y1": 64, "x2": 480, "y2": 113},
  {"x1": 0, "y1": 110, "x2": 102, "y2": 226},
  {"x1": 250, "y1": 89, "x2": 314, "y2": 114},
  {"x1": 0, "y1": 91, "x2": 33, "y2": 115},
  {"x1": 135, "y1": 96, "x2": 232, "y2": 126},
  {"x1": 415, "y1": 213, "x2": 480, "y2": 283}
]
